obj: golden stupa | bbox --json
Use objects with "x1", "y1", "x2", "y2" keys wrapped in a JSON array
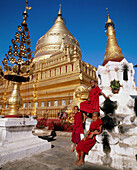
[
  {"x1": 0, "y1": 6, "x2": 97, "y2": 118},
  {"x1": 103, "y1": 13, "x2": 124, "y2": 66},
  {"x1": 34, "y1": 5, "x2": 81, "y2": 62}
]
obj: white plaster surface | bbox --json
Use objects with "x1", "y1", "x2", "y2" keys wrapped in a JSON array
[
  {"x1": 85, "y1": 59, "x2": 137, "y2": 169},
  {"x1": 85, "y1": 141, "x2": 137, "y2": 170},
  {"x1": 97, "y1": 59, "x2": 136, "y2": 94},
  {"x1": 97, "y1": 59, "x2": 137, "y2": 116},
  {"x1": 0, "y1": 118, "x2": 51, "y2": 166}
]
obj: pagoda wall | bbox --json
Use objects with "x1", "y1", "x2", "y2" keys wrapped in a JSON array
[{"x1": 0, "y1": 53, "x2": 97, "y2": 118}]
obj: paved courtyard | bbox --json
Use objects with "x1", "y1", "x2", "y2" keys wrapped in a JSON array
[{"x1": 1, "y1": 135, "x2": 116, "y2": 170}]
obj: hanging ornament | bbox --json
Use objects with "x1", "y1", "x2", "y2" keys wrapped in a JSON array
[
  {"x1": 15, "y1": 32, "x2": 19, "y2": 38},
  {"x1": 9, "y1": 46, "x2": 12, "y2": 51},
  {"x1": 13, "y1": 50, "x2": 18, "y2": 57},
  {"x1": 26, "y1": 47, "x2": 31, "y2": 53},
  {"x1": 17, "y1": 25, "x2": 22, "y2": 32},
  {"x1": 13, "y1": 44, "x2": 19, "y2": 50},
  {"x1": 17, "y1": 58, "x2": 23, "y2": 65},
  {"x1": 20, "y1": 44, "x2": 26, "y2": 50},
  {"x1": 20, "y1": 51, "x2": 26, "y2": 58},
  {"x1": 27, "y1": 52, "x2": 32, "y2": 59},
  {"x1": 8, "y1": 50, "x2": 12, "y2": 57},
  {"x1": 25, "y1": 60, "x2": 30, "y2": 66},
  {"x1": 15, "y1": 38, "x2": 20, "y2": 43},
  {"x1": 3, "y1": 58, "x2": 8, "y2": 64},
  {"x1": 21, "y1": 37, "x2": 26, "y2": 43},
  {"x1": 11, "y1": 39, "x2": 15, "y2": 44},
  {"x1": 20, "y1": 32, "x2": 25, "y2": 37},
  {"x1": 9, "y1": 57, "x2": 16, "y2": 64},
  {"x1": 26, "y1": 39, "x2": 31, "y2": 45},
  {"x1": 24, "y1": 26, "x2": 28, "y2": 32},
  {"x1": 26, "y1": 34, "x2": 30, "y2": 39}
]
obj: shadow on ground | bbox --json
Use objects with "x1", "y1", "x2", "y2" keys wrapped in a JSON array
[{"x1": 1, "y1": 136, "x2": 116, "y2": 170}]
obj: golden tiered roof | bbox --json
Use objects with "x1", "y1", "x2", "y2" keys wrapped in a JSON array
[
  {"x1": 34, "y1": 5, "x2": 80, "y2": 61},
  {"x1": 103, "y1": 12, "x2": 124, "y2": 66}
]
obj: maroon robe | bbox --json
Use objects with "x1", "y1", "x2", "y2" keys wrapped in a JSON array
[
  {"x1": 71, "y1": 112, "x2": 84, "y2": 144},
  {"x1": 76, "y1": 119, "x2": 103, "y2": 155},
  {"x1": 80, "y1": 86, "x2": 101, "y2": 113}
]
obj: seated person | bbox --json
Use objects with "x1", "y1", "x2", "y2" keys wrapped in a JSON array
[
  {"x1": 74, "y1": 112, "x2": 103, "y2": 166},
  {"x1": 80, "y1": 79, "x2": 108, "y2": 119}
]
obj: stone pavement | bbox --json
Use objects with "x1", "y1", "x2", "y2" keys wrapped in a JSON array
[{"x1": 1, "y1": 135, "x2": 116, "y2": 170}]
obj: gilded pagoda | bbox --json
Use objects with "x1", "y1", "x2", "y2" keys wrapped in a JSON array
[{"x1": 0, "y1": 6, "x2": 97, "y2": 118}]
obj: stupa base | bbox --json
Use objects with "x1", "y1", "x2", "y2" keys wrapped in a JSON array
[
  {"x1": 85, "y1": 143, "x2": 137, "y2": 170},
  {"x1": 0, "y1": 118, "x2": 51, "y2": 166}
]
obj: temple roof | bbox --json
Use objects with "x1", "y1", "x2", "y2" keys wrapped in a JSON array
[
  {"x1": 34, "y1": 5, "x2": 80, "y2": 61},
  {"x1": 103, "y1": 12, "x2": 124, "y2": 66}
]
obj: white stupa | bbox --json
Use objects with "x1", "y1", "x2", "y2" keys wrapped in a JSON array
[
  {"x1": 96, "y1": 13, "x2": 137, "y2": 116},
  {"x1": 86, "y1": 12, "x2": 137, "y2": 170}
]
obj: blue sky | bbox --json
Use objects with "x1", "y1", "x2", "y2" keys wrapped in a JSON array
[{"x1": 0, "y1": 0, "x2": 137, "y2": 83}]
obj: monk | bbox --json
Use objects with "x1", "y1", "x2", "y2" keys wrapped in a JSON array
[
  {"x1": 71, "y1": 106, "x2": 84, "y2": 152},
  {"x1": 73, "y1": 112, "x2": 103, "y2": 166},
  {"x1": 80, "y1": 79, "x2": 108, "y2": 118}
]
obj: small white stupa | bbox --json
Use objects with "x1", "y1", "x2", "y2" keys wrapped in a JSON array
[
  {"x1": 96, "y1": 12, "x2": 137, "y2": 117},
  {"x1": 86, "y1": 11, "x2": 137, "y2": 170}
]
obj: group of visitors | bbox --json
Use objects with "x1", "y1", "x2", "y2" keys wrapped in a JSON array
[{"x1": 71, "y1": 79, "x2": 108, "y2": 166}]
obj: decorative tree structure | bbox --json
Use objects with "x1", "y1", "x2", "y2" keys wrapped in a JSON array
[
  {"x1": 0, "y1": 0, "x2": 34, "y2": 117},
  {"x1": 0, "y1": 2, "x2": 51, "y2": 166}
]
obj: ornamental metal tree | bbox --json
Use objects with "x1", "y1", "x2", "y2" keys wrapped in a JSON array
[{"x1": 0, "y1": 0, "x2": 34, "y2": 117}]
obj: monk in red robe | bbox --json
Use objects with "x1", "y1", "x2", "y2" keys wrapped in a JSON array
[
  {"x1": 71, "y1": 106, "x2": 84, "y2": 152},
  {"x1": 80, "y1": 79, "x2": 108, "y2": 118},
  {"x1": 73, "y1": 112, "x2": 103, "y2": 166}
]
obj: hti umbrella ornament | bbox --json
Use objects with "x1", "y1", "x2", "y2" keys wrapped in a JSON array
[{"x1": 0, "y1": 0, "x2": 34, "y2": 117}]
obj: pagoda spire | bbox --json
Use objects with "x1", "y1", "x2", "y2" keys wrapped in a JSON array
[
  {"x1": 58, "y1": 4, "x2": 62, "y2": 16},
  {"x1": 55, "y1": 4, "x2": 64, "y2": 24},
  {"x1": 102, "y1": 8, "x2": 124, "y2": 66}
]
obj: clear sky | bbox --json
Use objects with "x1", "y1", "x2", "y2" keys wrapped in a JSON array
[{"x1": 0, "y1": 0, "x2": 137, "y2": 84}]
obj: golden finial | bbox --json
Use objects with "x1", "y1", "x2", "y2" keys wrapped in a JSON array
[
  {"x1": 23, "y1": 0, "x2": 32, "y2": 14},
  {"x1": 106, "y1": 8, "x2": 110, "y2": 21},
  {"x1": 55, "y1": 3, "x2": 64, "y2": 23},
  {"x1": 58, "y1": 4, "x2": 62, "y2": 16},
  {"x1": 25, "y1": 0, "x2": 32, "y2": 10},
  {"x1": 105, "y1": 8, "x2": 113, "y2": 24},
  {"x1": 22, "y1": 0, "x2": 32, "y2": 26}
]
